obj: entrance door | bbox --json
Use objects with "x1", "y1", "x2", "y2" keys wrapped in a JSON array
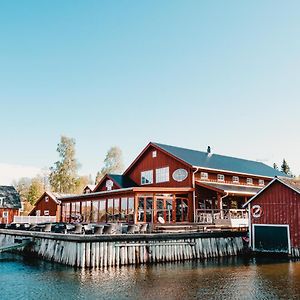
[
  {"x1": 253, "y1": 224, "x2": 290, "y2": 254},
  {"x1": 176, "y1": 198, "x2": 189, "y2": 222},
  {"x1": 156, "y1": 197, "x2": 173, "y2": 223}
]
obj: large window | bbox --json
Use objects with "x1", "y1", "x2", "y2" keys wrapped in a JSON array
[
  {"x1": 156, "y1": 167, "x2": 169, "y2": 183},
  {"x1": 128, "y1": 197, "x2": 134, "y2": 223},
  {"x1": 99, "y1": 200, "x2": 106, "y2": 222},
  {"x1": 141, "y1": 170, "x2": 153, "y2": 185}
]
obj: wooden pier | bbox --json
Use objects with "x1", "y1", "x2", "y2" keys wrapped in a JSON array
[{"x1": 0, "y1": 229, "x2": 246, "y2": 268}]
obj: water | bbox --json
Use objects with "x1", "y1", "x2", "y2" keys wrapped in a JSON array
[{"x1": 1, "y1": 253, "x2": 300, "y2": 300}]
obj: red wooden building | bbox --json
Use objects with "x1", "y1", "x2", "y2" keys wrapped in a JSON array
[
  {"x1": 0, "y1": 186, "x2": 21, "y2": 224},
  {"x1": 29, "y1": 191, "x2": 74, "y2": 222},
  {"x1": 57, "y1": 142, "x2": 286, "y2": 226},
  {"x1": 245, "y1": 178, "x2": 300, "y2": 255}
]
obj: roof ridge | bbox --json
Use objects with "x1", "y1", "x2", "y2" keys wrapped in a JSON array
[{"x1": 153, "y1": 142, "x2": 270, "y2": 165}]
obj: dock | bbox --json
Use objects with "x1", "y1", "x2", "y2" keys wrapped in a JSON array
[{"x1": 0, "y1": 229, "x2": 246, "y2": 268}]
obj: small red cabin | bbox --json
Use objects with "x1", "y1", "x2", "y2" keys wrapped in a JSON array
[
  {"x1": 0, "y1": 186, "x2": 21, "y2": 224},
  {"x1": 245, "y1": 178, "x2": 300, "y2": 256}
]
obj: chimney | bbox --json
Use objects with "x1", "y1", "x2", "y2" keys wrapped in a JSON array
[{"x1": 207, "y1": 146, "x2": 211, "y2": 154}]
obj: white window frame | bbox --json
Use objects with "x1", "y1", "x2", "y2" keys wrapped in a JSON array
[
  {"x1": 36, "y1": 210, "x2": 41, "y2": 216},
  {"x1": 259, "y1": 179, "x2": 265, "y2": 186},
  {"x1": 141, "y1": 170, "x2": 153, "y2": 185},
  {"x1": 156, "y1": 167, "x2": 170, "y2": 183},
  {"x1": 217, "y1": 174, "x2": 225, "y2": 182},
  {"x1": 45, "y1": 196, "x2": 49, "y2": 202},
  {"x1": 2, "y1": 211, "x2": 8, "y2": 218},
  {"x1": 232, "y1": 176, "x2": 239, "y2": 183},
  {"x1": 152, "y1": 150, "x2": 157, "y2": 158},
  {"x1": 200, "y1": 172, "x2": 208, "y2": 180},
  {"x1": 44, "y1": 210, "x2": 50, "y2": 216},
  {"x1": 247, "y1": 178, "x2": 253, "y2": 185}
]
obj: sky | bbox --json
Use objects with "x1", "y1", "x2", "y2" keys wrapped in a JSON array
[{"x1": 1, "y1": 0, "x2": 300, "y2": 184}]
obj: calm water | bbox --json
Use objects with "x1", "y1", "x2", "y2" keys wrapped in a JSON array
[{"x1": 1, "y1": 253, "x2": 300, "y2": 300}]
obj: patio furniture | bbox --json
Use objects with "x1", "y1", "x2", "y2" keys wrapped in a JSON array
[
  {"x1": 127, "y1": 224, "x2": 137, "y2": 234},
  {"x1": 139, "y1": 223, "x2": 148, "y2": 234},
  {"x1": 43, "y1": 223, "x2": 52, "y2": 233},
  {"x1": 103, "y1": 224, "x2": 116, "y2": 234},
  {"x1": 74, "y1": 224, "x2": 83, "y2": 234},
  {"x1": 83, "y1": 224, "x2": 93, "y2": 234},
  {"x1": 94, "y1": 225, "x2": 104, "y2": 235},
  {"x1": 65, "y1": 224, "x2": 75, "y2": 233}
]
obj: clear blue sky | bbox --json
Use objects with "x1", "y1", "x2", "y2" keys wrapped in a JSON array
[{"x1": 1, "y1": 0, "x2": 300, "y2": 183}]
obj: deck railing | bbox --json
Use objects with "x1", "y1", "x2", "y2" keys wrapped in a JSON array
[
  {"x1": 195, "y1": 209, "x2": 248, "y2": 225},
  {"x1": 13, "y1": 216, "x2": 57, "y2": 224}
]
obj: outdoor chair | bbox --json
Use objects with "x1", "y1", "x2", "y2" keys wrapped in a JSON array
[
  {"x1": 43, "y1": 223, "x2": 52, "y2": 233},
  {"x1": 94, "y1": 225, "x2": 104, "y2": 235},
  {"x1": 74, "y1": 224, "x2": 83, "y2": 234},
  {"x1": 127, "y1": 224, "x2": 137, "y2": 234},
  {"x1": 65, "y1": 224, "x2": 75, "y2": 234},
  {"x1": 83, "y1": 224, "x2": 93, "y2": 234},
  {"x1": 139, "y1": 223, "x2": 148, "y2": 234},
  {"x1": 103, "y1": 224, "x2": 116, "y2": 234}
]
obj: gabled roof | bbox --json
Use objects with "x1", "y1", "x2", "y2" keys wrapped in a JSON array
[
  {"x1": 244, "y1": 177, "x2": 300, "y2": 207},
  {"x1": 84, "y1": 185, "x2": 96, "y2": 191},
  {"x1": 153, "y1": 142, "x2": 288, "y2": 178},
  {"x1": 0, "y1": 186, "x2": 21, "y2": 209},
  {"x1": 108, "y1": 174, "x2": 138, "y2": 188},
  {"x1": 94, "y1": 174, "x2": 137, "y2": 192}
]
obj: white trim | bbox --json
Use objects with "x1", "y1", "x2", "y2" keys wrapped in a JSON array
[
  {"x1": 248, "y1": 204, "x2": 252, "y2": 248},
  {"x1": 252, "y1": 223, "x2": 291, "y2": 254},
  {"x1": 192, "y1": 165, "x2": 285, "y2": 179},
  {"x1": 244, "y1": 177, "x2": 300, "y2": 207},
  {"x1": 196, "y1": 180, "x2": 262, "y2": 189}
]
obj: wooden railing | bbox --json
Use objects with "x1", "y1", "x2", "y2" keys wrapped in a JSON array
[{"x1": 195, "y1": 209, "x2": 248, "y2": 225}]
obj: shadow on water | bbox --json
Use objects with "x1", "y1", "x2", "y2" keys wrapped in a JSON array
[{"x1": 1, "y1": 252, "x2": 300, "y2": 300}]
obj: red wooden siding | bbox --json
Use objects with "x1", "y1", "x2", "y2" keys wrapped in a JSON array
[
  {"x1": 251, "y1": 181, "x2": 300, "y2": 248},
  {"x1": 195, "y1": 169, "x2": 271, "y2": 186},
  {"x1": 30, "y1": 194, "x2": 58, "y2": 217},
  {"x1": 94, "y1": 175, "x2": 121, "y2": 193},
  {"x1": 0, "y1": 208, "x2": 19, "y2": 224},
  {"x1": 126, "y1": 145, "x2": 193, "y2": 187}
]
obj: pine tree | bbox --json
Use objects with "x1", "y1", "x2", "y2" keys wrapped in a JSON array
[
  {"x1": 281, "y1": 159, "x2": 291, "y2": 175},
  {"x1": 27, "y1": 177, "x2": 44, "y2": 205},
  {"x1": 273, "y1": 163, "x2": 278, "y2": 170},
  {"x1": 95, "y1": 146, "x2": 124, "y2": 183},
  {"x1": 49, "y1": 136, "x2": 80, "y2": 193}
]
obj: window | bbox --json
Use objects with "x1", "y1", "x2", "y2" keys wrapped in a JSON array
[
  {"x1": 2, "y1": 211, "x2": 8, "y2": 218},
  {"x1": 247, "y1": 178, "x2": 253, "y2": 185},
  {"x1": 141, "y1": 170, "x2": 153, "y2": 185},
  {"x1": 156, "y1": 167, "x2": 169, "y2": 183},
  {"x1": 45, "y1": 196, "x2": 49, "y2": 202},
  {"x1": 200, "y1": 172, "x2": 208, "y2": 180},
  {"x1": 152, "y1": 150, "x2": 157, "y2": 158},
  {"x1": 259, "y1": 179, "x2": 265, "y2": 186},
  {"x1": 232, "y1": 176, "x2": 239, "y2": 183},
  {"x1": 44, "y1": 210, "x2": 49, "y2": 216},
  {"x1": 217, "y1": 174, "x2": 225, "y2": 182},
  {"x1": 36, "y1": 210, "x2": 41, "y2": 217},
  {"x1": 85, "y1": 189, "x2": 91, "y2": 194}
]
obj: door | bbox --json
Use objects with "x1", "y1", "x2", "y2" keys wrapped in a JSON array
[{"x1": 253, "y1": 224, "x2": 290, "y2": 254}]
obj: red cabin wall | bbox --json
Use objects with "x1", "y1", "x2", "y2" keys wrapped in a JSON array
[
  {"x1": 94, "y1": 175, "x2": 121, "y2": 192},
  {"x1": 0, "y1": 208, "x2": 19, "y2": 224},
  {"x1": 251, "y1": 181, "x2": 300, "y2": 248},
  {"x1": 126, "y1": 145, "x2": 193, "y2": 187},
  {"x1": 30, "y1": 194, "x2": 58, "y2": 217}
]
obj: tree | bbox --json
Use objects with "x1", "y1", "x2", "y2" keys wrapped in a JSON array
[
  {"x1": 281, "y1": 159, "x2": 291, "y2": 175},
  {"x1": 95, "y1": 146, "x2": 124, "y2": 183},
  {"x1": 27, "y1": 177, "x2": 44, "y2": 205},
  {"x1": 49, "y1": 136, "x2": 80, "y2": 193},
  {"x1": 273, "y1": 163, "x2": 278, "y2": 170},
  {"x1": 74, "y1": 175, "x2": 91, "y2": 194}
]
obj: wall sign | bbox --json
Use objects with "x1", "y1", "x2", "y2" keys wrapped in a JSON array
[
  {"x1": 252, "y1": 205, "x2": 262, "y2": 218},
  {"x1": 172, "y1": 169, "x2": 188, "y2": 182}
]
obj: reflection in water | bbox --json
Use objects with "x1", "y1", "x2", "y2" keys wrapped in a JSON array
[{"x1": 1, "y1": 253, "x2": 300, "y2": 300}]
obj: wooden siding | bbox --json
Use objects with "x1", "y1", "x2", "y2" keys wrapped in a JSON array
[
  {"x1": 251, "y1": 181, "x2": 300, "y2": 248},
  {"x1": 30, "y1": 194, "x2": 58, "y2": 217},
  {"x1": 0, "y1": 208, "x2": 19, "y2": 224},
  {"x1": 94, "y1": 175, "x2": 121, "y2": 193},
  {"x1": 195, "y1": 169, "x2": 271, "y2": 187},
  {"x1": 126, "y1": 145, "x2": 193, "y2": 188}
]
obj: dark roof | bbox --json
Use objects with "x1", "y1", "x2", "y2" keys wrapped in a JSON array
[
  {"x1": 0, "y1": 186, "x2": 21, "y2": 209},
  {"x1": 196, "y1": 181, "x2": 262, "y2": 196},
  {"x1": 154, "y1": 142, "x2": 288, "y2": 178},
  {"x1": 109, "y1": 174, "x2": 138, "y2": 188}
]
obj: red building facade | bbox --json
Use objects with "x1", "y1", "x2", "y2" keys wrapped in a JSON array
[
  {"x1": 57, "y1": 142, "x2": 286, "y2": 225},
  {"x1": 245, "y1": 178, "x2": 300, "y2": 254}
]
